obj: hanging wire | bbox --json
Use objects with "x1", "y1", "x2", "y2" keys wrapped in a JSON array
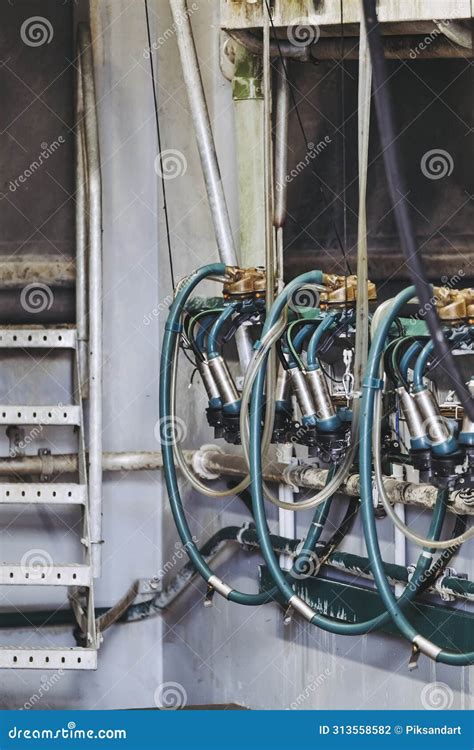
[{"x1": 145, "y1": 0, "x2": 176, "y2": 289}]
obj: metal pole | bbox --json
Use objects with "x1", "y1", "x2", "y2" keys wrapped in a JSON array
[
  {"x1": 232, "y1": 43, "x2": 266, "y2": 268},
  {"x1": 169, "y1": 0, "x2": 254, "y2": 368},
  {"x1": 169, "y1": 0, "x2": 238, "y2": 267},
  {"x1": 273, "y1": 58, "x2": 294, "y2": 565},
  {"x1": 78, "y1": 23, "x2": 103, "y2": 577},
  {"x1": 274, "y1": 59, "x2": 290, "y2": 233},
  {"x1": 75, "y1": 49, "x2": 89, "y2": 396}
]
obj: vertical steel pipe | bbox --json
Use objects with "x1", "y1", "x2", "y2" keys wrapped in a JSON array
[
  {"x1": 169, "y1": 0, "x2": 237, "y2": 267},
  {"x1": 75, "y1": 50, "x2": 88, "y2": 396},
  {"x1": 274, "y1": 59, "x2": 290, "y2": 232},
  {"x1": 274, "y1": 58, "x2": 289, "y2": 293},
  {"x1": 78, "y1": 23, "x2": 103, "y2": 577},
  {"x1": 169, "y1": 0, "x2": 253, "y2": 368}
]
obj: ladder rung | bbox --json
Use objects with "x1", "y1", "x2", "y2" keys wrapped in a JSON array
[
  {"x1": 0, "y1": 328, "x2": 76, "y2": 349},
  {"x1": 0, "y1": 564, "x2": 91, "y2": 587},
  {"x1": 0, "y1": 647, "x2": 97, "y2": 670},
  {"x1": 0, "y1": 406, "x2": 81, "y2": 426},
  {"x1": 0, "y1": 484, "x2": 86, "y2": 505}
]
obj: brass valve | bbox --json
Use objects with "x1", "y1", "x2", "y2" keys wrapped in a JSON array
[
  {"x1": 223, "y1": 267, "x2": 266, "y2": 299},
  {"x1": 432, "y1": 287, "x2": 471, "y2": 324},
  {"x1": 320, "y1": 274, "x2": 377, "y2": 308}
]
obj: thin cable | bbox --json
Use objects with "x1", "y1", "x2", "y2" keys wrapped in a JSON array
[
  {"x1": 362, "y1": 0, "x2": 474, "y2": 423},
  {"x1": 145, "y1": 0, "x2": 175, "y2": 289}
]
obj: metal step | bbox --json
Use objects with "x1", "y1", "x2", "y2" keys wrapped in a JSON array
[
  {"x1": 0, "y1": 328, "x2": 76, "y2": 349},
  {"x1": 0, "y1": 483, "x2": 86, "y2": 505},
  {"x1": 0, "y1": 405, "x2": 81, "y2": 426},
  {"x1": 0, "y1": 647, "x2": 97, "y2": 670},
  {"x1": 0, "y1": 564, "x2": 91, "y2": 587}
]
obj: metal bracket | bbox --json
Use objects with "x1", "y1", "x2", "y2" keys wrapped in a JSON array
[
  {"x1": 283, "y1": 603, "x2": 294, "y2": 626},
  {"x1": 204, "y1": 583, "x2": 216, "y2": 607},
  {"x1": 38, "y1": 448, "x2": 53, "y2": 482},
  {"x1": 408, "y1": 643, "x2": 421, "y2": 671}
]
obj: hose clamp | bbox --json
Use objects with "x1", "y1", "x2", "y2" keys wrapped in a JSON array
[
  {"x1": 412, "y1": 634, "x2": 442, "y2": 662},
  {"x1": 362, "y1": 376, "x2": 384, "y2": 391},
  {"x1": 289, "y1": 594, "x2": 314, "y2": 622},
  {"x1": 165, "y1": 321, "x2": 182, "y2": 333},
  {"x1": 208, "y1": 575, "x2": 232, "y2": 599}
]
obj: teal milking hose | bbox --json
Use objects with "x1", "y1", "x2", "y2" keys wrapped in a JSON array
[
  {"x1": 359, "y1": 286, "x2": 474, "y2": 664},
  {"x1": 248, "y1": 279, "x2": 450, "y2": 637}
]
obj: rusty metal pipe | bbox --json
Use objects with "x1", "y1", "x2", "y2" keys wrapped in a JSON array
[{"x1": 1, "y1": 449, "x2": 472, "y2": 515}]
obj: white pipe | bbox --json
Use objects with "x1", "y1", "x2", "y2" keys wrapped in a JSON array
[
  {"x1": 278, "y1": 444, "x2": 296, "y2": 569},
  {"x1": 272, "y1": 60, "x2": 295, "y2": 566}
]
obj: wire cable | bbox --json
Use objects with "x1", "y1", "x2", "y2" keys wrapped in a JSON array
[
  {"x1": 362, "y1": 0, "x2": 474, "y2": 423},
  {"x1": 145, "y1": 0, "x2": 176, "y2": 289}
]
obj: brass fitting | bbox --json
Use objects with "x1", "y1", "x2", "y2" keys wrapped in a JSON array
[
  {"x1": 320, "y1": 274, "x2": 377, "y2": 308},
  {"x1": 461, "y1": 288, "x2": 474, "y2": 324},
  {"x1": 223, "y1": 267, "x2": 266, "y2": 299},
  {"x1": 432, "y1": 287, "x2": 467, "y2": 324}
]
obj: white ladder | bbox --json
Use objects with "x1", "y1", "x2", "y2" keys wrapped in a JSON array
[
  {"x1": 0, "y1": 326, "x2": 98, "y2": 670},
  {"x1": 0, "y1": 23, "x2": 103, "y2": 671}
]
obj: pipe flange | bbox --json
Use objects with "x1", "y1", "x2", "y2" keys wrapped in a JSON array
[
  {"x1": 282, "y1": 460, "x2": 300, "y2": 493},
  {"x1": 192, "y1": 444, "x2": 224, "y2": 481}
]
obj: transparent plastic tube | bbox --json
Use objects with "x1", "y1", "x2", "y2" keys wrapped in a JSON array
[
  {"x1": 239, "y1": 314, "x2": 361, "y2": 511},
  {"x1": 173, "y1": 316, "x2": 279, "y2": 498},
  {"x1": 371, "y1": 298, "x2": 474, "y2": 549}
]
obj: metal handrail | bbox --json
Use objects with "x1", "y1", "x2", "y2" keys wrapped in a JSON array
[{"x1": 76, "y1": 23, "x2": 103, "y2": 579}]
